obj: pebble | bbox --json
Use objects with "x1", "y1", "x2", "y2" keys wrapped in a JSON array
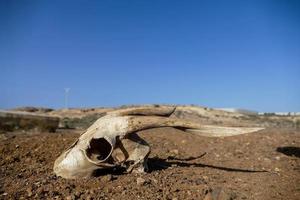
[
  {"x1": 34, "y1": 181, "x2": 41, "y2": 187},
  {"x1": 86, "y1": 195, "x2": 93, "y2": 200},
  {"x1": 195, "y1": 178, "x2": 204, "y2": 185},
  {"x1": 75, "y1": 191, "x2": 82, "y2": 197},
  {"x1": 0, "y1": 135, "x2": 7, "y2": 140},
  {"x1": 26, "y1": 188, "x2": 33, "y2": 197},
  {"x1": 275, "y1": 167, "x2": 280, "y2": 172},
  {"x1": 105, "y1": 187, "x2": 112, "y2": 193},
  {"x1": 202, "y1": 176, "x2": 209, "y2": 181},
  {"x1": 170, "y1": 149, "x2": 179, "y2": 155},
  {"x1": 151, "y1": 178, "x2": 158, "y2": 184},
  {"x1": 66, "y1": 195, "x2": 73, "y2": 200},
  {"x1": 103, "y1": 174, "x2": 113, "y2": 182},
  {"x1": 136, "y1": 177, "x2": 146, "y2": 186}
]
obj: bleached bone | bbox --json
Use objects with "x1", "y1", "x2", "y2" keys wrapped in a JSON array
[{"x1": 53, "y1": 106, "x2": 264, "y2": 179}]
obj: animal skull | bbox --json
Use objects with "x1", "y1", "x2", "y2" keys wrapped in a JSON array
[{"x1": 53, "y1": 106, "x2": 263, "y2": 179}]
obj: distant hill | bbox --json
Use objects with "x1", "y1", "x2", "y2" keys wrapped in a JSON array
[{"x1": 7, "y1": 105, "x2": 300, "y2": 130}]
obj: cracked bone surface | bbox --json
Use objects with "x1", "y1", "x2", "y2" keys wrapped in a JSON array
[{"x1": 53, "y1": 106, "x2": 264, "y2": 179}]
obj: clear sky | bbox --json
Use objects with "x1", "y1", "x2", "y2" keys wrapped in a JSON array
[{"x1": 0, "y1": 0, "x2": 299, "y2": 112}]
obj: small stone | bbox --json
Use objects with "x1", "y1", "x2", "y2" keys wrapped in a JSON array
[
  {"x1": 275, "y1": 167, "x2": 280, "y2": 172},
  {"x1": 136, "y1": 177, "x2": 146, "y2": 186},
  {"x1": 103, "y1": 174, "x2": 113, "y2": 182},
  {"x1": 26, "y1": 188, "x2": 33, "y2": 197},
  {"x1": 234, "y1": 149, "x2": 243, "y2": 154},
  {"x1": 151, "y1": 178, "x2": 158, "y2": 184},
  {"x1": 86, "y1": 195, "x2": 93, "y2": 200},
  {"x1": 170, "y1": 149, "x2": 179, "y2": 155},
  {"x1": 15, "y1": 145, "x2": 19, "y2": 148},
  {"x1": 105, "y1": 187, "x2": 112, "y2": 193},
  {"x1": 195, "y1": 178, "x2": 204, "y2": 185},
  {"x1": 17, "y1": 173, "x2": 23, "y2": 178},
  {"x1": 202, "y1": 176, "x2": 209, "y2": 181},
  {"x1": 75, "y1": 191, "x2": 82, "y2": 197},
  {"x1": 115, "y1": 185, "x2": 124, "y2": 192},
  {"x1": 0, "y1": 134, "x2": 7, "y2": 140},
  {"x1": 66, "y1": 195, "x2": 73, "y2": 200},
  {"x1": 275, "y1": 156, "x2": 281, "y2": 161}
]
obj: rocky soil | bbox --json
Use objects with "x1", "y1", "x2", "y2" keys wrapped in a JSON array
[{"x1": 0, "y1": 127, "x2": 299, "y2": 200}]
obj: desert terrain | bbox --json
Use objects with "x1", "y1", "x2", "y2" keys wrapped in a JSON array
[{"x1": 0, "y1": 105, "x2": 299, "y2": 199}]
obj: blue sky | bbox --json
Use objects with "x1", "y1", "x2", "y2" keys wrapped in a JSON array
[{"x1": 0, "y1": 0, "x2": 299, "y2": 112}]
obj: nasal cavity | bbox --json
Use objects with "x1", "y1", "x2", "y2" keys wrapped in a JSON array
[{"x1": 86, "y1": 138, "x2": 112, "y2": 163}]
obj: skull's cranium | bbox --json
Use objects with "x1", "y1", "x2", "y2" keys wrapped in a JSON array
[{"x1": 53, "y1": 106, "x2": 263, "y2": 179}]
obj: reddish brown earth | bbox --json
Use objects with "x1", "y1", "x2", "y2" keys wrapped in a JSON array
[{"x1": 0, "y1": 128, "x2": 299, "y2": 200}]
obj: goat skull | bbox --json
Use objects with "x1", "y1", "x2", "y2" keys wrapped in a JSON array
[{"x1": 53, "y1": 106, "x2": 263, "y2": 179}]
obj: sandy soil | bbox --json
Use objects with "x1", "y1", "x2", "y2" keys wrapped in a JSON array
[{"x1": 0, "y1": 127, "x2": 299, "y2": 200}]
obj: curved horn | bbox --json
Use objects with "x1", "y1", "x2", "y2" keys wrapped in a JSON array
[
  {"x1": 110, "y1": 105, "x2": 176, "y2": 117},
  {"x1": 126, "y1": 116, "x2": 264, "y2": 137}
]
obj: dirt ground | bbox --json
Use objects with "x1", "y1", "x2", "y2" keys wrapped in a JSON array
[{"x1": 0, "y1": 127, "x2": 299, "y2": 200}]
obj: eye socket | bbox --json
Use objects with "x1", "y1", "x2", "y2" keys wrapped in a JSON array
[{"x1": 85, "y1": 138, "x2": 113, "y2": 163}]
